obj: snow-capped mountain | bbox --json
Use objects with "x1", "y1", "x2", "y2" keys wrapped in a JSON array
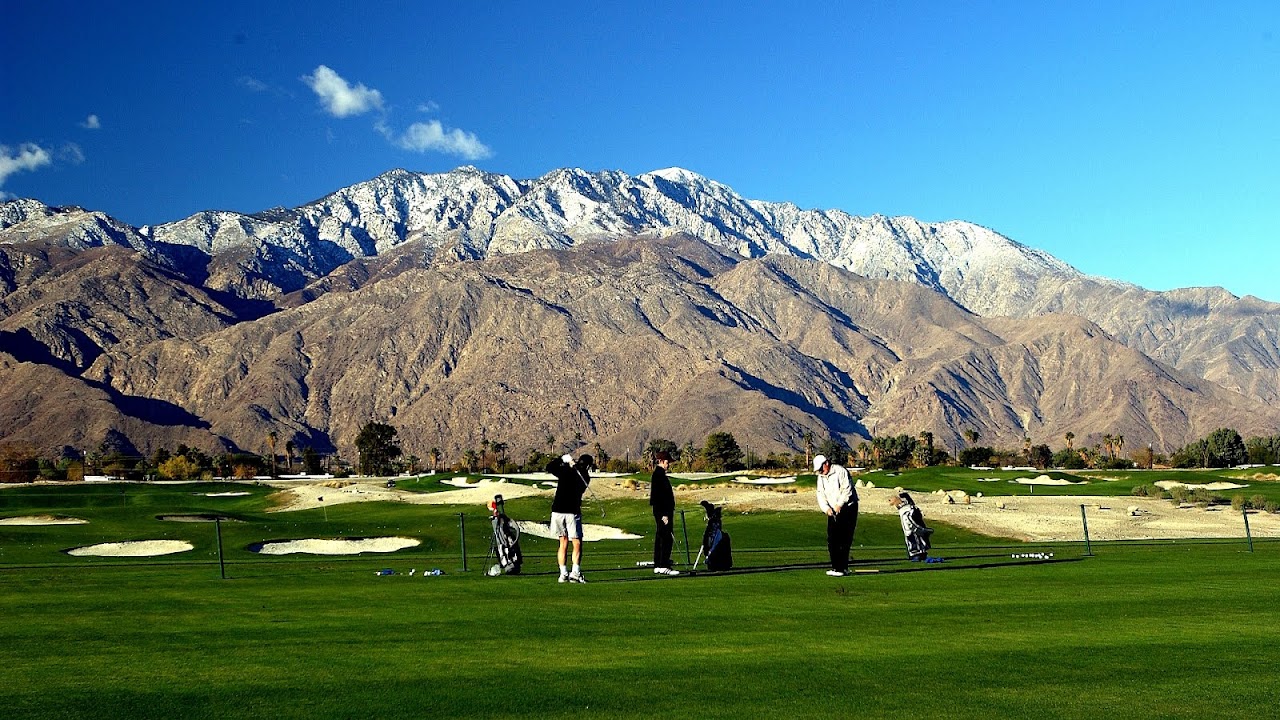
[{"x1": 55, "y1": 165, "x2": 1105, "y2": 314}]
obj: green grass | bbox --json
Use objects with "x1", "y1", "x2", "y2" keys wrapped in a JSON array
[{"x1": 2, "y1": 481, "x2": 1278, "y2": 719}]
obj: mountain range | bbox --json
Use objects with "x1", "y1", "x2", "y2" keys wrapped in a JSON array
[{"x1": 2, "y1": 166, "x2": 1277, "y2": 461}]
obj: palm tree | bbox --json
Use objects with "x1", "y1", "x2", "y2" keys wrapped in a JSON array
[
  {"x1": 1065, "y1": 432, "x2": 1075, "y2": 452},
  {"x1": 428, "y1": 447, "x2": 442, "y2": 472},
  {"x1": 1023, "y1": 435, "x2": 1031, "y2": 461},
  {"x1": 285, "y1": 440, "x2": 295, "y2": 473},
  {"x1": 1102, "y1": 434, "x2": 1115, "y2": 460},
  {"x1": 266, "y1": 431, "x2": 278, "y2": 478},
  {"x1": 491, "y1": 441, "x2": 508, "y2": 469},
  {"x1": 1115, "y1": 435, "x2": 1125, "y2": 462},
  {"x1": 963, "y1": 428, "x2": 979, "y2": 447},
  {"x1": 803, "y1": 431, "x2": 815, "y2": 469},
  {"x1": 462, "y1": 449, "x2": 478, "y2": 473}
]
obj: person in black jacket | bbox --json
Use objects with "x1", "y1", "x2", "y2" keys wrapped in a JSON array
[
  {"x1": 649, "y1": 451, "x2": 679, "y2": 576},
  {"x1": 547, "y1": 453, "x2": 595, "y2": 583}
]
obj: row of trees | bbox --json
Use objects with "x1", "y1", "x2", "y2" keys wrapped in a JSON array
[{"x1": 4, "y1": 425, "x2": 1279, "y2": 483}]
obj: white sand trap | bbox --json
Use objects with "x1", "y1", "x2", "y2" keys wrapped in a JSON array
[
  {"x1": 269, "y1": 479, "x2": 544, "y2": 512},
  {"x1": 516, "y1": 521, "x2": 642, "y2": 541},
  {"x1": 1155, "y1": 481, "x2": 1248, "y2": 491},
  {"x1": 205, "y1": 492, "x2": 250, "y2": 497},
  {"x1": 0, "y1": 515, "x2": 88, "y2": 525},
  {"x1": 68, "y1": 540, "x2": 193, "y2": 557},
  {"x1": 441, "y1": 477, "x2": 480, "y2": 487},
  {"x1": 670, "y1": 472, "x2": 740, "y2": 481},
  {"x1": 255, "y1": 537, "x2": 420, "y2": 555},
  {"x1": 492, "y1": 472, "x2": 556, "y2": 481},
  {"x1": 976, "y1": 478, "x2": 1002, "y2": 482},
  {"x1": 733, "y1": 476, "x2": 797, "y2": 485},
  {"x1": 1014, "y1": 475, "x2": 1086, "y2": 486}
]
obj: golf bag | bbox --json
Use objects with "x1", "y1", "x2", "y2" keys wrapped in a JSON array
[
  {"x1": 487, "y1": 495, "x2": 523, "y2": 576},
  {"x1": 895, "y1": 492, "x2": 933, "y2": 561},
  {"x1": 696, "y1": 500, "x2": 733, "y2": 571}
]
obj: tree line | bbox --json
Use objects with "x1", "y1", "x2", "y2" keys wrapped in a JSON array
[{"x1": 2, "y1": 424, "x2": 1279, "y2": 483}]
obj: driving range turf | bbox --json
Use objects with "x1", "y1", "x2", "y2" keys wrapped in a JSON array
[{"x1": 2, "y1": 477, "x2": 1278, "y2": 719}]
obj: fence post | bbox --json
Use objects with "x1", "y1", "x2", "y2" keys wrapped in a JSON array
[
  {"x1": 679, "y1": 509, "x2": 692, "y2": 566},
  {"x1": 1080, "y1": 504, "x2": 1093, "y2": 556},
  {"x1": 215, "y1": 517, "x2": 226, "y2": 580},
  {"x1": 458, "y1": 513, "x2": 468, "y2": 571},
  {"x1": 1243, "y1": 508, "x2": 1254, "y2": 553}
]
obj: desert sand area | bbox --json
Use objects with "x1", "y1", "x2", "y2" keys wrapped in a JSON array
[
  {"x1": 252, "y1": 474, "x2": 1280, "y2": 543},
  {"x1": 264, "y1": 478, "x2": 545, "y2": 512}
]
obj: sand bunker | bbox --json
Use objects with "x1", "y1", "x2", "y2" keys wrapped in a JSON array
[
  {"x1": 441, "y1": 477, "x2": 478, "y2": 487},
  {"x1": 253, "y1": 537, "x2": 420, "y2": 555},
  {"x1": 1014, "y1": 475, "x2": 1086, "y2": 486},
  {"x1": 268, "y1": 479, "x2": 544, "y2": 512},
  {"x1": 68, "y1": 540, "x2": 193, "y2": 557},
  {"x1": 0, "y1": 515, "x2": 87, "y2": 525},
  {"x1": 733, "y1": 476, "x2": 797, "y2": 485},
  {"x1": 204, "y1": 492, "x2": 250, "y2": 497},
  {"x1": 515, "y1": 521, "x2": 643, "y2": 541},
  {"x1": 1155, "y1": 481, "x2": 1248, "y2": 491}
]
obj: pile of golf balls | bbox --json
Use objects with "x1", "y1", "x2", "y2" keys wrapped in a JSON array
[{"x1": 1011, "y1": 552, "x2": 1054, "y2": 560}]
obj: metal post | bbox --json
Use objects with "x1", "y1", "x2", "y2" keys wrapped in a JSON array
[
  {"x1": 458, "y1": 512, "x2": 468, "y2": 571},
  {"x1": 1080, "y1": 504, "x2": 1093, "y2": 556},
  {"x1": 1243, "y1": 508, "x2": 1254, "y2": 553},
  {"x1": 679, "y1": 510, "x2": 692, "y2": 566},
  {"x1": 215, "y1": 517, "x2": 226, "y2": 580}
]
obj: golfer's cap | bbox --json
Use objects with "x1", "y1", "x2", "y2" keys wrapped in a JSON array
[
  {"x1": 578, "y1": 453, "x2": 595, "y2": 469},
  {"x1": 655, "y1": 451, "x2": 671, "y2": 462},
  {"x1": 813, "y1": 454, "x2": 827, "y2": 471}
]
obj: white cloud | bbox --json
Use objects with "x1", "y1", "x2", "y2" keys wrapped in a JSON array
[
  {"x1": 80, "y1": 114, "x2": 101, "y2": 129},
  {"x1": 302, "y1": 65, "x2": 384, "y2": 118},
  {"x1": 0, "y1": 143, "x2": 53, "y2": 187},
  {"x1": 387, "y1": 120, "x2": 492, "y2": 160},
  {"x1": 238, "y1": 76, "x2": 269, "y2": 92},
  {"x1": 59, "y1": 143, "x2": 86, "y2": 165}
]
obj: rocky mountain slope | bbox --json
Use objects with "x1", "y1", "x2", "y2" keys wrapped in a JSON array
[{"x1": 2, "y1": 166, "x2": 1277, "y2": 459}]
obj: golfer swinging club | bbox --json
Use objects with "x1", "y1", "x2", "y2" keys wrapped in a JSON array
[
  {"x1": 548, "y1": 452, "x2": 596, "y2": 583},
  {"x1": 814, "y1": 453, "x2": 857, "y2": 576}
]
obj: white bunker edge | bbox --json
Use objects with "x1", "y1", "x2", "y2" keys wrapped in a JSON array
[{"x1": 516, "y1": 521, "x2": 642, "y2": 542}]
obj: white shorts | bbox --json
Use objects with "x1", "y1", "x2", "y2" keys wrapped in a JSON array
[{"x1": 550, "y1": 512, "x2": 583, "y2": 540}]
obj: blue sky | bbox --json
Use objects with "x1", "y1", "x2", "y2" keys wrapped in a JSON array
[{"x1": 3, "y1": 1, "x2": 1277, "y2": 301}]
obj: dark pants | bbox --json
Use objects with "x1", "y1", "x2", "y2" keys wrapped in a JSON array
[
  {"x1": 653, "y1": 512, "x2": 675, "y2": 568},
  {"x1": 827, "y1": 505, "x2": 858, "y2": 572}
]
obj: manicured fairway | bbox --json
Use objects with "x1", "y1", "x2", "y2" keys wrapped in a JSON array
[{"x1": 2, "y1": 482, "x2": 1278, "y2": 719}]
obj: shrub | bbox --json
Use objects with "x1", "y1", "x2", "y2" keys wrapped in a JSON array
[
  {"x1": 232, "y1": 464, "x2": 257, "y2": 480},
  {"x1": 1231, "y1": 494, "x2": 1246, "y2": 512},
  {"x1": 1249, "y1": 494, "x2": 1268, "y2": 510},
  {"x1": 1265, "y1": 501, "x2": 1280, "y2": 514},
  {"x1": 159, "y1": 455, "x2": 201, "y2": 481}
]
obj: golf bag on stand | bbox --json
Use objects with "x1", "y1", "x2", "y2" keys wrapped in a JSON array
[
  {"x1": 895, "y1": 492, "x2": 934, "y2": 562},
  {"x1": 693, "y1": 500, "x2": 733, "y2": 571},
  {"x1": 486, "y1": 495, "x2": 523, "y2": 576}
]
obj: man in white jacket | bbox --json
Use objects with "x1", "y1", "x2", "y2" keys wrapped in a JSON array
[{"x1": 814, "y1": 454, "x2": 858, "y2": 576}]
